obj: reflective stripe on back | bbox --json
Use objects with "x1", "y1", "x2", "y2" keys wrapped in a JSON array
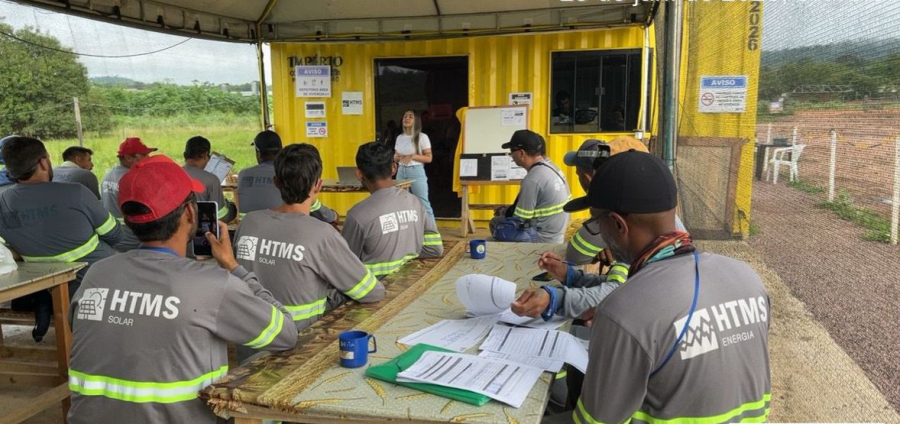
[
  {"x1": 69, "y1": 365, "x2": 228, "y2": 404},
  {"x1": 21, "y1": 234, "x2": 100, "y2": 263}
]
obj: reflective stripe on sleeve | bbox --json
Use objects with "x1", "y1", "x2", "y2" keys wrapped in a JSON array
[
  {"x1": 21, "y1": 234, "x2": 100, "y2": 263},
  {"x1": 95, "y1": 213, "x2": 117, "y2": 236},
  {"x1": 68, "y1": 365, "x2": 228, "y2": 404},
  {"x1": 244, "y1": 306, "x2": 285, "y2": 349},
  {"x1": 217, "y1": 205, "x2": 229, "y2": 219},
  {"x1": 571, "y1": 232, "x2": 603, "y2": 257},
  {"x1": 423, "y1": 232, "x2": 442, "y2": 247},
  {"x1": 344, "y1": 270, "x2": 378, "y2": 300},
  {"x1": 311, "y1": 199, "x2": 322, "y2": 212},
  {"x1": 607, "y1": 262, "x2": 629, "y2": 285},
  {"x1": 364, "y1": 254, "x2": 419, "y2": 276},
  {"x1": 284, "y1": 298, "x2": 327, "y2": 321}
]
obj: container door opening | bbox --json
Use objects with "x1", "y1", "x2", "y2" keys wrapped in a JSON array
[{"x1": 375, "y1": 56, "x2": 468, "y2": 219}]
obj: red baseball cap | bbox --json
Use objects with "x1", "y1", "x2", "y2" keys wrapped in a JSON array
[
  {"x1": 118, "y1": 155, "x2": 205, "y2": 224},
  {"x1": 117, "y1": 137, "x2": 158, "y2": 156}
]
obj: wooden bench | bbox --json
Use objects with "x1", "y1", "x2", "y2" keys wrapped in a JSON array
[
  {"x1": 0, "y1": 309, "x2": 33, "y2": 347},
  {"x1": 0, "y1": 309, "x2": 61, "y2": 387}
]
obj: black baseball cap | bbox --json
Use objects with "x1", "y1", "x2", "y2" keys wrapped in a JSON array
[
  {"x1": 563, "y1": 150, "x2": 677, "y2": 213},
  {"x1": 251, "y1": 130, "x2": 282, "y2": 152},
  {"x1": 563, "y1": 139, "x2": 605, "y2": 170},
  {"x1": 501, "y1": 129, "x2": 545, "y2": 151}
]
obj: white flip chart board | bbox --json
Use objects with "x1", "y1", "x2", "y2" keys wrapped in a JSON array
[{"x1": 463, "y1": 106, "x2": 529, "y2": 154}]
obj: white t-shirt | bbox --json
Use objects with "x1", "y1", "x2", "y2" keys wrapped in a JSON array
[{"x1": 395, "y1": 133, "x2": 432, "y2": 167}]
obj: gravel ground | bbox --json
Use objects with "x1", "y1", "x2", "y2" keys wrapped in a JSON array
[{"x1": 748, "y1": 181, "x2": 900, "y2": 415}]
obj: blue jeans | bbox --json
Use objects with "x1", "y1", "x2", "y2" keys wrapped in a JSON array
[{"x1": 397, "y1": 165, "x2": 434, "y2": 220}]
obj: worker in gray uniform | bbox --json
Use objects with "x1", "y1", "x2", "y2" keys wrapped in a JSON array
[
  {"x1": 0, "y1": 136, "x2": 121, "y2": 341},
  {"x1": 563, "y1": 137, "x2": 686, "y2": 265},
  {"x1": 182, "y1": 136, "x2": 237, "y2": 223},
  {"x1": 101, "y1": 137, "x2": 156, "y2": 251},
  {"x1": 237, "y1": 131, "x2": 338, "y2": 224},
  {"x1": 561, "y1": 151, "x2": 771, "y2": 424},
  {"x1": 234, "y1": 144, "x2": 384, "y2": 360},
  {"x1": 490, "y1": 130, "x2": 570, "y2": 243},
  {"x1": 52, "y1": 146, "x2": 100, "y2": 199},
  {"x1": 68, "y1": 155, "x2": 298, "y2": 424},
  {"x1": 512, "y1": 137, "x2": 690, "y2": 320},
  {"x1": 342, "y1": 142, "x2": 443, "y2": 277}
]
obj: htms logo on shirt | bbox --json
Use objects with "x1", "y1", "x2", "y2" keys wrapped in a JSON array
[
  {"x1": 236, "y1": 236, "x2": 260, "y2": 261},
  {"x1": 379, "y1": 210, "x2": 418, "y2": 234},
  {"x1": 236, "y1": 235, "x2": 305, "y2": 265},
  {"x1": 77, "y1": 288, "x2": 109, "y2": 321},
  {"x1": 674, "y1": 296, "x2": 768, "y2": 360},
  {"x1": 76, "y1": 288, "x2": 180, "y2": 326}
]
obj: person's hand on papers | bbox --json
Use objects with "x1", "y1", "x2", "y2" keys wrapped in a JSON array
[
  {"x1": 593, "y1": 248, "x2": 615, "y2": 267},
  {"x1": 538, "y1": 252, "x2": 568, "y2": 282},
  {"x1": 510, "y1": 288, "x2": 550, "y2": 318},
  {"x1": 207, "y1": 221, "x2": 239, "y2": 272},
  {"x1": 580, "y1": 307, "x2": 597, "y2": 327}
]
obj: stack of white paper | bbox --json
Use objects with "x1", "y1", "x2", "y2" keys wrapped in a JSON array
[
  {"x1": 479, "y1": 325, "x2": 589, "y2": 373},
  {"x1": 397, "y1": 351, "x2": 544, "y2": 408},
  {"x1": 397, "y1": 316, "x2": 499, "y2": 352}
]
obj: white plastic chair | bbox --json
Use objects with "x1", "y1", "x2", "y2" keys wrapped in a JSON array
[{"x1": 768, "y1": 144, "x2": 806, "y2": 183}]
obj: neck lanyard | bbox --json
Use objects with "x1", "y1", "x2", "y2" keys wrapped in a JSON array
[
  {"x1": 138, "y1": 246, "x2": 179, "y2": 257},
  {"x1": 649, "y1": 250, "x2": 701, "y2": 378}
]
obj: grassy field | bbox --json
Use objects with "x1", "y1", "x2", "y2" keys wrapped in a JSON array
[{"x1": 43, "y1": 113, "x2": 261, "y2": 177}]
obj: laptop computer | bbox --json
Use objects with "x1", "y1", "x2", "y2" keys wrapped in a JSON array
[{"x1": 336, "y1": 166, "x2": 359, "y2": 185}]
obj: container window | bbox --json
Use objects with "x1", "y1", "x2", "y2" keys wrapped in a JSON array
[{"x1": 550, "y1": 49, "x2": 643, "y2": 134}]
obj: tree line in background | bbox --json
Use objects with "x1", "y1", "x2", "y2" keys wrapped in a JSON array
[
  {"x1": 0, "y1": 24, "x2": 261, "y2": 139},
  {"x1": 758, "y1": 39, "x2": 900, "y2": 102}
]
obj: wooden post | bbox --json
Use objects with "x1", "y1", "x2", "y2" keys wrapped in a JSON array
[
  {"x1": 766, "y1": 123, "x2": 772, "y2": 144},
  {"x1": 891, "y1": 135, "x2": 900, "y2": 245},
  {"x1": 828, "y1": 130, "x2": 837, "y2": 203},
  {"x1": 792, "y1": 126, "x2": 798, "y2": 145},
  {"x1": 73, "y1": 97, "x2": 84, "y2": 147}
]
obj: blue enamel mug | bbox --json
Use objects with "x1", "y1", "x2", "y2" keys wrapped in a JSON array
[
  {"x1": 469, "y1": 239, "x2": 487, "y2": 259},
  {"x1": 339, "y1": 330, "x2": 377, "y2": 368}
]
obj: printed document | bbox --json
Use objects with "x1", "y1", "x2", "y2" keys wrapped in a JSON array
[
  {"x1": 397, "y1": 351, "x2": 543, "y2": 408},
  {"x1": 398, "y1": 316, "x2": 499, "y2": 352},
  {"x1": 479, "y1": 325, "x2": 589, "y2": 373},
  {"x1": 456, "y1": 274, "x2": 517, "y2": 316},
  {"x1": 498, "y1": 310, "x2": 566, "y2": 330},
  {"x1": 460, "y1": 159, "x2": 478, "y2": 177},
  {"x1": 478, "y1": 351, "x2": 564, "y2": 373},
  {"x1": 205, "y1": 152, "x2": 234, "y2": 183}
]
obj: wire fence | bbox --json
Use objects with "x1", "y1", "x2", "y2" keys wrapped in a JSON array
[{"x1": 740, "y1": 0, "x2": 900, "y2": 416}]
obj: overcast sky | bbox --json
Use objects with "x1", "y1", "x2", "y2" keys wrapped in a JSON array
[
  {"x1": 1, "y1": 0, "x2": 898, "y2": 85},
  {"x1": 762, "y1": 0, "x2": 900, "y2": 51},
  {"x1": 0, "y1": 0, "x2": 271, "y2": 85}
]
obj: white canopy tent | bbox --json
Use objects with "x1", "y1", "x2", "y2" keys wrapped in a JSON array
[
  {"x1": 12, "y1": 0, "x2": 655, "y2": 43},
  {"x1": 12, "y1": 0, "x2": 668, "y2": 143}
]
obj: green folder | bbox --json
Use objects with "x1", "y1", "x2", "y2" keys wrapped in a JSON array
[{"x1": 364, "y1": 343, "x2": 491, "y2": 406}]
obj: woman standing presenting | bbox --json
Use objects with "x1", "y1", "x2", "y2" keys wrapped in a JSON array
[{"x1": 394, "y1": 109, "x2": 435, "y2": 220}]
